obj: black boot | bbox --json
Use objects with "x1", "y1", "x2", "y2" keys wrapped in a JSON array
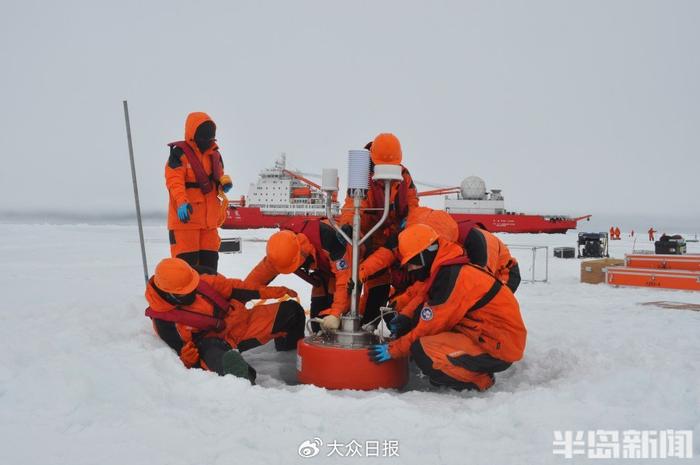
[
  {"x1": 222, "y1": 350, "x2": 256, "y2": 384},
  {"x1": 176, "y1": 251, "x2": 200, "y2": 268},
  {"x1": 200, "y1": 250, "x2": 219, "y2": 273},
  {"x1": 273, "y1": 301, "x2": 306, "y2": 351}
]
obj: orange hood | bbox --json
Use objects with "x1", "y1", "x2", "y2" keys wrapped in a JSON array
[
  {"x1": 144, "y1": 280, "x2": 175, "y2": 312},
  {"x1": 429, "y1": 238, "x2": 465, "y2": 275},
  {"x1": 184, "y1": 112, "x2": 216, "y2": 144}
]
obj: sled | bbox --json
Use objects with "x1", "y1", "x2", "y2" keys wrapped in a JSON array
[
  {"x1": 624, "y1": 254, "x2": 700, "y2": 272},
  {"x1": 606, "y1": 267, "x2": 700, "y2": 291}
]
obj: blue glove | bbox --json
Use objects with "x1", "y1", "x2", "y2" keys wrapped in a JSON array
[
  {"x1": 220, "y1": 175, "x2": 233, "y2": 193},
  {"x1": 368, "y1": 344, "x2": 391, "y2": 364},
  {"x1": 177, "y1": 203, "x2": 193, "y2": 223},
  {"x1": 388, "y1": 314, "x2": 412, "y2": 337}
]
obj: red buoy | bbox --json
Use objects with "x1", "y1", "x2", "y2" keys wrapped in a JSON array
[{"x1": 297, "y1": 336, "x2": 408, "y2": 390}]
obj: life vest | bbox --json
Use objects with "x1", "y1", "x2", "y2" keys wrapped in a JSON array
[
  {"x1": 283, "y1": 219, "x2": 332, "y2": 274},
  {"x1": 423, "y1": 256, "x2": 503, "y2": 314},
  {"x1": 145, "y1": 278, "x2": 231, "y2": 331},
  {"x1": 456, "y1": 220, "x2": 488, "y2": 243},
  {"x1": 167, "y1": 140, "x2": 224, "y2": 195},
  {"x1": 369, "y1": 167, "x2": 410, "y2": 218}
]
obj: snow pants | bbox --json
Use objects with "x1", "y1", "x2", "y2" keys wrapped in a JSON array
[
  {"x1": 169, "y1": 227, "x2": 221, "y2": 272},
  {"x1": 152, "y1": 300, "x2": 305, "y2": 375},
  {"x1": 309, "y1": 276, "x2": 334, "y2": 333},
  {"x1": 360, "y1": 270, "x2": 391, "y2": 326},
  {"x1": 410, "y1": 331, "x2": 513, "y2": 391}
]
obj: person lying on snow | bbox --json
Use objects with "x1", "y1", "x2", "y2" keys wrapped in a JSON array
[
  {"x1": 368, "y1": 224, "x2": 527, "y2": 392},
  {"x1": 144, "y1": 258, "x2": 304, "y2": 384}
]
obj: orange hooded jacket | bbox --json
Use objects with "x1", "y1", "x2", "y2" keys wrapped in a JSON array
[
  {"x1": 339, "y1": 165, "x2": 419, "y2": 249},
  {"x1": 461, "y1": 225, "x2": 519, "y2": 289},
  {"x1": 359, "y1": 206, "x2": 458, "y2": 282},
  {"x1": 244, "y1": 231, "x2": 353, "y2": 318},
  {"x1": 145, "y1": 273, "x2": 285, "y2": 347},
  {"x1": 388, "y1": 239, "x2": 527, "y2": 363},
  {"x1": 165, "y1": 112, "x2": 228, "y2": 230}
]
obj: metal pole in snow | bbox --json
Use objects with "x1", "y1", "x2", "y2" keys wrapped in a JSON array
[{"x1": 123, "y1": 100, "x2": 149, "y2": 284}]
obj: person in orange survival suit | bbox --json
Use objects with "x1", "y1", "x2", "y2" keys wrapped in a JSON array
[
  {"x1": 456, "y1": 219, "x2": 521, "y2": 293},
  {"x1": 357, "y1": 206, "x2": 459, "y2": 324},
  {"x1": 165, "y1": 112, "x2": 233, "y2": 272},
  {"x1": 360, "y1": 208, "x2": 521, "y2": 329},
  {"x1": 338, "y1": 133, "x2": 419, "y2": 325},
  {"x1": 144, "y1": 258, "x2": 303, "y2": 383},
  {"x1": 614, "y1": 227, "x2": 621, "y2": 240},
  {"x1": 368, "y1": 224, "x2": 527, "y2": 391},
  {"x1": 244, "y1": 219, "x2": 353, "y2": 332}
]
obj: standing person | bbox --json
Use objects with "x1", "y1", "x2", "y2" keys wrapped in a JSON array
[
  {"x1": 368, "y1": 224, "x2": 526, "y2": 391},
  {"x1": 339, "y1": 133, "x2": 420, "y2": 325},
  {"x1": 609, "y1": 226, "x2": 615, "y2": 239},
  {"x1": 614, "y1": 226, "x2": 621, "y2": 240},
  {"x1": 166, "y1": 112, "x2": 233, "y2": 272},
  {"x1": 648, "y1": 227, "x2": 656, "y2": 241},
  {"x1": 144, "y1": 258, "x2": 303, "y2": 383}
]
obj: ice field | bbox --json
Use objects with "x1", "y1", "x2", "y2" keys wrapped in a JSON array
[{"x1": 0, "y1": 224, "x2": 698, "y2": 464}]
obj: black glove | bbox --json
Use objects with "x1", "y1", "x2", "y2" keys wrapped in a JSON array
[
  {"x1": 384, "y1": 233, "x2": 398, "y2": 250},
  {"x1": 388, "y1": 314, "x2": 413, "y2": 337}
]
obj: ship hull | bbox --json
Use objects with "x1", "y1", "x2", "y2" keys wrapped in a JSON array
[
  {"x1": 448, "y1": 213, "x2": 583, "y2": 234},
  {"x1": 223, "y1": 207, "x2": 586, "y2": 234}
]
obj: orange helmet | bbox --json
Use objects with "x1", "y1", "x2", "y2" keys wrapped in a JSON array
[
  {"x1": 426, "y1": 210, "x2": 459, "y2": 243},
  {"x1": 399, "y1": 224, "x2": 439, "y2": 265},
  {"x1": 154, "y1": 258, "x2": 200, "y2": 294},
  {"x1": 370, "y1": 133, "x2": 402, "y2": 165},
  {"x1": 267, "y1": 230, "x2": 306, "y2": 274},
  {"x1": 406, "y1": 206, "x2": 432, "y2": 226}
]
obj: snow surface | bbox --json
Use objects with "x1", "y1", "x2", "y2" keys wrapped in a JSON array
[{"x1": 0, "y1": 224, "x2": 698, "y2": 464}]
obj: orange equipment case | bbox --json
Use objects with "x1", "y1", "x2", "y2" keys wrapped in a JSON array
[
  {"x1": 624, "y1": 254, "x2": 700, "y2": 272},
  {"x1": 607, "y1": 266, "x2": 700, "y2": 291}
]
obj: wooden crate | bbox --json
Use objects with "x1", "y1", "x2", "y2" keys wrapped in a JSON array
[
  {"x1": 581, "y1": 258, "x2": 625, "y2": 284},
  {"x1": 624, "y1": 254, "x2": 700, "y2": 272},
  {"x1": 607, "y1": 267, "x2": 700, "y2": 291}
]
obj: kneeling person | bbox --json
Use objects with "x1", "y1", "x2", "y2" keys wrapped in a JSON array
[
  {"x1": 368, "y1": 224, "x2": 527, "y2": 391},
  {"x1": 145, "y1": 258, "x2": 304, "y2": 383},
  {"x1": 245, "y1": 219, "x2": 352, "y2": 332}
]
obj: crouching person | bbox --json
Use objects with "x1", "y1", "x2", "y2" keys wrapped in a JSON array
[
  {"x1": 368, "y1": 224, "x2": 527, "y2": 391},
  {"x1": 144, "y1": 258, "x2": 304, "y2": 383}
]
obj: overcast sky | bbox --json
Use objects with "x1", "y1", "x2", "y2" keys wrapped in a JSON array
[{"x1": 1, "y1": 0, "x2": 698, "y2": 225}]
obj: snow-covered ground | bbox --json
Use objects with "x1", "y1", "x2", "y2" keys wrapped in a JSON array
[{"x1": 0, "y1": 224, "x2": 698, "y2": 464}]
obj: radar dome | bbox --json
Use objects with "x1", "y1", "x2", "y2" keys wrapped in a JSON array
[{"x1": 460, "y1": 176, "x2": 487, "y2": 200}]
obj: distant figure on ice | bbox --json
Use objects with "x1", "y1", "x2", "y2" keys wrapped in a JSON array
[
  {"x1": 648, "y1": 227, "x2": 656, "y2": 241},
  {"x1": 609, "y1": 226, "x2": 615, "y2": 239},
  {"x1": 368, "y1": 224, "x2": 527, "y2": 392},
  {"x1": 144, "y1": 258, "x2": 303, "y2": 383},
  {"x1": 165, "y1": 112, "x2": 233, "y2": 272},
  {"x1": 614, "y1": 226, "x2": 621, "y2": 240}
]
